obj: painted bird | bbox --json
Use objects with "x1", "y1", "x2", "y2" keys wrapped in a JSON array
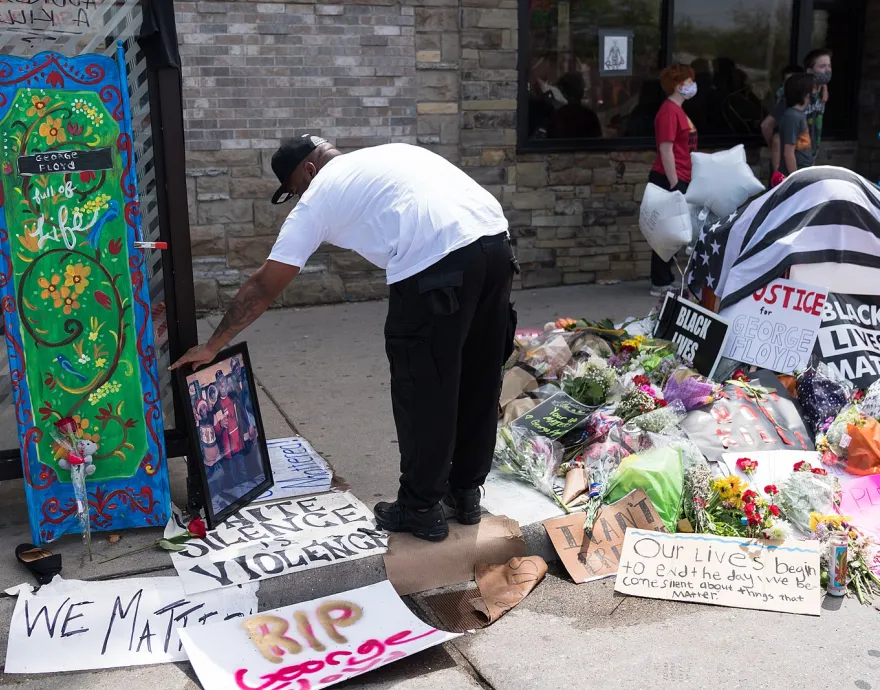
[
  {"x1": 86, "y1": 199, "x2": 120, "y2": 250},
  {"x1": 55, "y1": 354, "x2": 88, "y2": 382}
]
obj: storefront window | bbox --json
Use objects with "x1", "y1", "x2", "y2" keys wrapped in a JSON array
[
  {"x1": 672, "y1": 0, "x2": 793, "y2": 137},
  {"x1": 524, "y1": 0, "x2": 663, "y2": 142}
]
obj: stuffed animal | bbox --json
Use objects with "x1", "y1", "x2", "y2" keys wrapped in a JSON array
[{"x1": 58, "y1": 439, "x2": 98, "y2": 476}]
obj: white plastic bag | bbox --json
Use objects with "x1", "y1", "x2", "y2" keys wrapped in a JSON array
[
  {"x1": 639, "y1": 183, "x2": 693, "y2": 262},
  {"x1": 685, "y1": 144, "x2": 765, "y2": 218}
]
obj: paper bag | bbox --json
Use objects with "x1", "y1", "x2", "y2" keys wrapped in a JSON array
[
  {"x1": 470, "y1": 556, "x2": 547, "y2": 624},
  {"x1": 501, "y1": 366, "x2": 539, "y2": 410}
]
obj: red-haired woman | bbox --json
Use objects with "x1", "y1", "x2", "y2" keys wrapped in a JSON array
[{"x1": 649, "y1": 64, "x2": 699, "y2": 296}]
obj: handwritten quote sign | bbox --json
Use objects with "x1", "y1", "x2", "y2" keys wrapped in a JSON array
[
  {"x1": 4, "y1": 576, "x2": 257, "y2": 674},
  {"x1": 512, "y1": 391, "x2": 591, "y2": 440},
  {"x1": 255, "y1": 437, "x2": 333, "y2": 503},
  {"x1": 170, "y1": 492, "x2": 388, "y2": 595},
  {"x1": 721, "y1": 278, "x2": 826, "y2": 375},
  {"x1": 544, "y1": 490, "x2": 665, "y2": 583},
  {"x1": 179, "y1": 580, "x2": 459, "y2": 690},
  {"x1": 655, "y1": 295, "x2": 729, "y2": 378},
  {"x1": 614, "y1": 530, "x2": 821, "y2": 616}
]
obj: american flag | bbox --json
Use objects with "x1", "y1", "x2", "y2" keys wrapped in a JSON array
[{"x1": 688, "y1": 167, "x2": 880, "y2": 309}]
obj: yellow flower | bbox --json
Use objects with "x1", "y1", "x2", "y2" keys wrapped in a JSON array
[
  {"x1": 26, "y1": 95, "x2": 50, "y2": 117},
  {"x1": 60, "y1": 286, "x2": 80, "y2": 315},
  {"x1": 95, "y1": 357, "x2": 106, "y2": 368},
  {"x1": 89, "y1": 332, "x2": 99, "y2": 341},
  {"x1": 72, "y1": 415, "x2": 100, "y2": 444},
  {"x1": 38, "y1": 274, "x2": 63, "y2": 306},
  {"x1": 38, "y1": 117, "x2": 66, "y2": 146},
  {"x1": 64, "y1": 263, "x2": 91, "y2": 294},
  {"x1": 712, "y1": 476, "x2": 745, "y2": 509}
]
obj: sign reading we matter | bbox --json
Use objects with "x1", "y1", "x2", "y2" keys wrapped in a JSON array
[
  {"x1": 614, "y1": 529, "x2": 821, "y2": 616},
  {"x1": 180, "y1": 580, "x2": 459, "y2": 690}
]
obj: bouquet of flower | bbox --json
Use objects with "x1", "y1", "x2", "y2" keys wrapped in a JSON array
[
  {"x1": 811, "y1": 513, "x2": 880, "y2": 605},
  {"x1": 663, "y1": 367, "x2": 720, "y2": 411},
  {"x1": 562, "y1": 357, "x2": 617, "y2": 408},
  {"x1": 778, "y1": 460, "x2": 840, "y2": 534},
  {"x1": 614, "y1": 378, "x2": 667, "y2": 421},
  {"x1": 628, "y1": 399, "x2": 687, "y2": 434},
  {"x1": 494, "y1": 426, "x2": 565, "y2": 509},
  {"x1": 816, "y1": 403, "x2": 867, "y2": 459},
  {"x1": 681, "y1": 455, "x2": 714, "y2": 533},
  {"x1": 797, "y1": 365, "x2": 853, "y2": 435},
  {"x1": 705, "y1": 475, "x2": 793, "y2": 539}
]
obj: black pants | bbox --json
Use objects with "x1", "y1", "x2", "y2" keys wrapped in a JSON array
[
  {"x1": 385, "y1": 234, "x2": 516, "y2": 510},
  {"x1": 648, "y1": 170, "x2": 689, "y2": 287}
]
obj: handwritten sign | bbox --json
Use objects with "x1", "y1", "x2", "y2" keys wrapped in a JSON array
[
  {"x1": 814, "y1": 293, "x2": 880, "y2": 389},
  {"x1": 838, "y1": 474, "x2": 880, "y2": 541},
  {"x1": 255, "y1": 437, "x2": 333, "y2": 503},
  {"x1": 0, "y1": 0, "x2": 103, "y2": 36},
  {"x1": 655, "y1": 295, "x2": 729, "y2": 378},
  {"x1": 720, "y1": 278, "x2": 826, "y2": 375},
  {"x1": 544, "y1": 489, "x2": 665, "y2": 583},
  {"x1": 512, "y1": 391, "x2": 591, "y2": 440},
  {"x1": 614, "y1": 530, "x2": 821, "y2": 616},
  {"x1": 17, "y1": 147, "x2": 113, "y2": 175},
  {"x1": 4, "y1": 576, "x2": 257, "y2": 674},
  {"x1": 179, "y1": 580, "x2": 459, "y2": 690},
  {"x1": 170, "y1": 492, "x2": 388, "y2": 595}
]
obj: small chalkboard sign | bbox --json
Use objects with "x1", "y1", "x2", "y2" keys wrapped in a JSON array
[
  {"x1": 17, "y1": 148, "x2": 113, "y2": 176},
  {"x1": 654, "y1": 294, "x2": 730, "y2": 379},
  {"x1": 512, "y1": 391, "x2": 592, "y2": 440}
]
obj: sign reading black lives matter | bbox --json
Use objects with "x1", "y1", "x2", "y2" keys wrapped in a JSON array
[
  {"x1": 655, "y1": 295, "x2": 730, "y2": 379},
  {"x1": 168, "y1": 492, "x2": 388, "y2": 595},
  {"x1": 512, "y1": 391, "x2": 592, "y2": 440},
  {"x1": 813, "y1": 293, "x2": 880, "y2": 390}
]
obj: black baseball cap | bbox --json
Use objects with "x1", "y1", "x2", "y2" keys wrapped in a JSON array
[{"x1": 270, "y1": 134, "x2": 327, "y2": 204}]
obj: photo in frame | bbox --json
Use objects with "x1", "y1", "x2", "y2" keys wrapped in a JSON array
[
  {"x1": 178, "y1": 343, "x2": 273, "y2": 528},
  {"x1": 598, "y1": 29, "x2": 633, "y2": 77}
]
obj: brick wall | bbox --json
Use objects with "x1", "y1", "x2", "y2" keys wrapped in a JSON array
[{"x1": 178, "y1": 0, "x2": 866, "y2": 309}]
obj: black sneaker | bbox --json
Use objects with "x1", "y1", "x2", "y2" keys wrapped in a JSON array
[
  {"x1": 373, "y1": 501, "x2": 448, "y2": 542},
  {"x1": 442, "y1": 487, "x2": 483, "y2": 525}
]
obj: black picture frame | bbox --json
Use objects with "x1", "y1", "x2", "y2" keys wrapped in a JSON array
[{"x1": 177, "y1": 342, "x2": 273, "y2": 529}]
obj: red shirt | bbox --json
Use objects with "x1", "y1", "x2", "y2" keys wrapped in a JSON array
[
  {"x1": 214, "y1": 395, "x2": 243, "y2": 457},
  {"x1": 651, "y1": 100, "x2": 698, "y2": 183}
]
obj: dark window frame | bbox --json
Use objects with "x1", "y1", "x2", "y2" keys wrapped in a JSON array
[{"x1": 516, "y1": 0, "x2": 859, "y2": 153}]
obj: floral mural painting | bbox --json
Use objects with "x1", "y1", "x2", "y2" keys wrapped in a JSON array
[{"x1": 0, "y1": 48, "x2": 170, "y2": 545}]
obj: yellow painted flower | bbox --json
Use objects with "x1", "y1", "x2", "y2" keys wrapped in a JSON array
[
  {"x1": 60, "y1": 286, "x2": 80, "y2": 315},
  {"x1": 38, "y1": 274, "x2": 63, "y2": 307},
  {"x1": 27, "y1": 95, "x2": 50, "y2": 117},
  {"x1": 95, "y1": 357, "x2": 106, "y2": 368},
  {"x1": 64, "y1": 263, "x2": 91, "y2": 294},
  {"x1": 38, "y1": 117, "x2": 66, "y2": 146},
  {"x1": 72, "y1": 415, "x2": 100, "y2": 444}
]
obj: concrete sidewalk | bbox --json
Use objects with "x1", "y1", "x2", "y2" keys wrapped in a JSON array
[{"x1": 2, "y1": 282, "x2": 879, "y2": 689}]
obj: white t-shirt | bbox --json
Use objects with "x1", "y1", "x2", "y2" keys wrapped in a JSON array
[{"x1": 267, "y1": 143, "x2": 509, "y2": 284}]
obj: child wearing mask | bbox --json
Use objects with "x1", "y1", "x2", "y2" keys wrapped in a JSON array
[{"x1": 773, "y1": 73, "x2": 817, "y2": 183}]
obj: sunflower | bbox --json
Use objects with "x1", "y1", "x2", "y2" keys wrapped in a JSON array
[
  {"x1": 60, "y1": 286, "x2": 80, "y2": 315},
  {"x1": 38, "y1": 117, "x2": 66, "y2": 146},
  {"x1": 26, "y1": 95, "x2": 50, "y2": 117},
  {"x1": 38, "y1": 274, "x2": 63, "y2": 307},
  {"x1": 72, "y1": 415, "x2": 101, "y2": 444},
  {"x1": 64, "y1": 263, "x2": 91, "y2": 294}
]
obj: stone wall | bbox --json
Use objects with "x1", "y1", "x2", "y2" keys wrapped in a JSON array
[{"x1": 177, "y1": 0, "x2": 868, "y2": 310}]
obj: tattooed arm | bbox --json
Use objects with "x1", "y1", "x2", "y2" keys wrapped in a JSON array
[{"x1": 170, "y1": 260, "x2": 300, "y2": 371}]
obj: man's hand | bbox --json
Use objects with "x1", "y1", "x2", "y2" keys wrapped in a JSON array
[{"x1": 170, "y1": 343, "x2": 219, "y2": 372}]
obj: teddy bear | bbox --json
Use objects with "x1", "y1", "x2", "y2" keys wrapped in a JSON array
[{"x1": 57, "y1": 439, "x2": 98, "y2": 476}]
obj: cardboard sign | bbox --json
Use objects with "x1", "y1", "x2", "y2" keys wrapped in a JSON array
[
  {"x1": 720, "y1": 278, "x2": 826, "y2": 375},
  {"x1": 255, "y1": 437, "x2": 333, "y2": 502},
  {"x1": 838, "y1": 474, "x2": 880, "y2": 541},
  {"x1": 614, "y1": 529, "x2": 821, "y2": 616},
  {"x1": 512, "y1": 391, "x2": 592, "y2": 440},
  {"x1": 544, "y1": 489, "x2": 665, "y2": 583},
  {"x1": 178, "y1": 580, "x2": 459, "y2": 690},
  {"x1": 814, "y1": 293, "x2": 880, "y2": 389},
  {"x1": 681, "y1": 370, "x2": 813, "y2": 463},
  {"x1": 4, "y1": 577, "x2": 257, "y2": 674},
  {"x1": 169, "y1": 493, "x2": 387, "y2": 595},
  {"x1": 654, "y1": 295, "x2": 729, "y2": 378}
]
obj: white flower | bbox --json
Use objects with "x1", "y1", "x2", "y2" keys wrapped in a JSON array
[
  {"x1": 763, "y1": 519, "x2": 794, "y2": 542},
  {"x1": 78, "y1": 354, "x2": 90, "y2": 364}
]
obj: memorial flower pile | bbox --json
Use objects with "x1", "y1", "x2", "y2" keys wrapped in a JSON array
[{"x1": 810, "y1": 513, "x2": 880, "y2": 604}]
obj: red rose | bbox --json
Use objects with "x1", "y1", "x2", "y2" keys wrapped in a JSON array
[
  {"x1": 187, "y1": 517, "x2": 207, "y2": 539},
  {"x1": 633, "y1": 375, "x2": 650, "y2": 387},
  {"x1": 747, "y1": 515, "x2": 761, "y2": 526},
  {"x1": 656, "y1": 398, "x2": 668, "y2": 408},
  {"x1": 736, "y1": 457, "x2": 758, "y2": 474},
  {"x1": 811, "y1": 467, "x2": 828, "y2": 476},
  {"x1": 764, "y1": 485, "x2": 778, "y2": 496},
  {"x1": 793, "y1": 461, "x2": 806, "y2": 472},
  {"x1": 55, "y1": 416, "x2": 77, "y2": 436},
  {"x1": 732, "y1": 369, "x2": 749, "y2": 382},
  {"x1": 768, "y1": 505, "x2": 780, "y2": 517},
  {"x1": 742, "y1": 490, "x2": 757, "y2": 504},
  {"x1": 743, "y1": 501, "x2": 756, "y2": 515}
]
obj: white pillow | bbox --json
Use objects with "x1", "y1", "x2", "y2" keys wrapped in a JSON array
[
  {"x1": 639, "y1": 183, "x2": 693, "y2": 262},
  {"x1": 686, "y1": 144, "x2": 765, "y2": 218}
]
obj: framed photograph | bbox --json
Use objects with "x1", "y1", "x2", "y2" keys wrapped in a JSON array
[
  {"x1": 598, "y1": 29, "x2": 634, "y2": 77},
  {"x1": 177, "y1": 342, "x2": 273, "y2": 529}
]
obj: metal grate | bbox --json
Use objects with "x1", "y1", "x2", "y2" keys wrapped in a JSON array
[{"x1": 0, "y1": 0, "x2": 174, "y2": 453}]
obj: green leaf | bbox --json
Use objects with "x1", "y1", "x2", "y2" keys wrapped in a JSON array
[{"x1": 157, "y1": 539, "x2": 186, "y2": 552}]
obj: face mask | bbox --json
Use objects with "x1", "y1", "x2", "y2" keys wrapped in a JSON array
[
  {"x1": 679, "y1": 83, "x2": 698, "y2": 99},
  {"x1": 813, "y1": 70, "x2": 832, "y2": 85}
]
